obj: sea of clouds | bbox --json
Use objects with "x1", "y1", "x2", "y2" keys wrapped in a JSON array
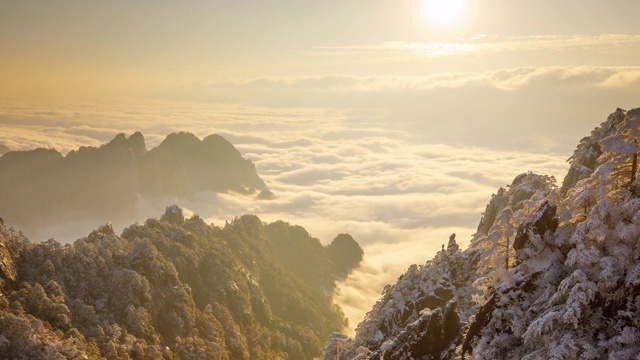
[{"x1": 0, "y1": 97, "x2": 572, "y2": 327}]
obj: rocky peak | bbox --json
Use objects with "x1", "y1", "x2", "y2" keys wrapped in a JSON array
[
  {"x1": 201, "y1": 134, "x2": 237, "y2": 154},
  {"x1": 327, "y1": 234, "x2": 364, "y2": 273},
  {"x1": 157, "y1": 131, "x2": 200, "y2": 150},
  {"x1": 447, "y1": 233, "x2": 459, "y2": 251},
  {"x1": 101, "y1": 132, "x2": 147, "y2": 158},
  {"x1": 161, "y1": 205, "x2": 185, "y2": 225},
  {"x1": 560, "y1": 107, "x2": 628, "y2": 195},
  {"x1": 475, "y1": 172, "x2": 556, "y2": 237},
  {"x1": 128, "y1": 131, "x2": 146, "y2": 157}
]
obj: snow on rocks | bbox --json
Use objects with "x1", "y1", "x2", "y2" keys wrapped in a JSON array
[{"x1": 325, "y1": 107, "x2": 640, "y2": 360}]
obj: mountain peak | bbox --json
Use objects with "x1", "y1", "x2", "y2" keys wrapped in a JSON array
[
  {"x1": 101, "y1": 132, "x2": 147, "y2": 158},
  {"x1": 128, "y1": 131, "x2": 146, "y2": 157},
  {"x1": 447, "y1": 233, "x2": 458, "y2": 251},
  {"x1": 158, "y1": 131, "x2": 201, "y2": 149},
  {"x1": 0, "y1": 131, "x2": 267, "y2": 234},
  {"x1": 327, "y1": 233, "x2": 364, "y2": 274}
]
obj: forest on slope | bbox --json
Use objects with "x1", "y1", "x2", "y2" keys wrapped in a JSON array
[
  {"x1": 0, "y1": 206, "x2": 363, "y2": 359},
  {"x1": 325, "y1": 107, "x2": 640, "y2": 359}
]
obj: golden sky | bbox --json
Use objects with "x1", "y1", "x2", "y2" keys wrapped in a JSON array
[
  {"x1": 2, "y1": 0, "x2": 640, "y2": 153},
  {"x1": 2, "y1": 0, "x2": 640, "y2": 326}
]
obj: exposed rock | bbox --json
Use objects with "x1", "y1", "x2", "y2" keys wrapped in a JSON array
[
  {"x1": 560, "y1": 108, "x2": 625, "y2": 195},
  {"x1": 461, "y1": 295, "x2": 496, "y2": 358},
  {"x1": 513, "y1": 201, "x2": 558, "y2": 252},
  {"x1": 161, "y1": 205, "x2": 185, "y2": 225},
  {"x1": 376, "y1": 301, "x2": 461, "y2": 360},
  {"x1": 447, "y1": 233, "x2": 459, "y2": 251}
]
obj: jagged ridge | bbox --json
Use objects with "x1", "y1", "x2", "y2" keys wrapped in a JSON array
[{"x1": 0, "y1": 132, "x2": 268, "y2": 232}]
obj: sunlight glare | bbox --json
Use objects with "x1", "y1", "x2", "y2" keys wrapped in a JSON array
[{"x1": 423, "y1": 0, "x2": 466, "y2": 27}]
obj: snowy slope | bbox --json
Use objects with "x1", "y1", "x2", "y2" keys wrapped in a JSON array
[
  {"x1": 0, "y1": 206, "x2": 362, "y2": 359},
  {"x1": 325, "y1": 107, "x2": 640, "y2": 360}
]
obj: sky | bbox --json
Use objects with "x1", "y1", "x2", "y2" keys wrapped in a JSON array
[{"x1": 1, "y1": 0, "x2": 640, "y2": 328}]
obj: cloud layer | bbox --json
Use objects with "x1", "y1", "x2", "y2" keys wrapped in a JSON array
[
  {"x1": 310, "y1": 34, "x2": 640, "y2": 60},
  {"x1": 0, "y1": 97, "x2": 571, "y2": 326},
  {"x1": 149, "y1": 65, "x2": 640, "y2": 156},
  {"x1": 195, "y1": 66, "x2": 640, "y2": 96}
]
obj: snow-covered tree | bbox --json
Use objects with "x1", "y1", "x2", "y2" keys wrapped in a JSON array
[{"x1": 600, "y1": 108, "x2": 640, "y2": 190}]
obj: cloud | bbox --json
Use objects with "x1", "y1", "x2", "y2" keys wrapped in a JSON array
[
  {"x1": 599, "y1": 69, "x2": 640, "y2": 88},
  {"x1": 309, "y1": 34, "x2": 640, "y2": 60},
  {"x1": 198, "y1": 66, "x2": 640, "y2": 95},
  {"x1": 149, "y1": 67, "x2": 640, "y2": 158}
]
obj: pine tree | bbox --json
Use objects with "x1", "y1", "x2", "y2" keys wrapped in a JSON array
[{"x1": 601, "y1": 109, "x2": 640, "y2": 191}]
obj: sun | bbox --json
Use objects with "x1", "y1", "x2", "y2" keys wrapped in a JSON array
[{"x1": 423, "y1": 0, "x2": 466, "y2": 27}]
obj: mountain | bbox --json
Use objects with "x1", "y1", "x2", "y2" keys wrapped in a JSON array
[
  {"x1": 0, "y1": 132, "x2": 267, "y2": 236},
  {"x1": 325, "y1": 107, "x2": 640, "y2": 359},
  {"x1": 0, "y1": 205, "x2": 363, "y2": 359}
]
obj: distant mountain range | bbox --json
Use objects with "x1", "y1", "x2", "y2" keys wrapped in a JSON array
[
  {"x1": 0, "y1": 132, "x2": 270, "y2": 236},
  {"x1": 325, "y1": 107, "x2": 640, "y2": 359},
  {"x1": 0, "y1": 205, "x2": 363, "y2": 359}
]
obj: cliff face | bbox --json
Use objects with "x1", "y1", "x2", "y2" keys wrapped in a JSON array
[
  {"x1": 0, "y1": 207, "x2": 362, "y2": 359},
  {"x1": 0, "y1": 132, "x2": 267, "y2": 235},
  {"x1": 325, "y1": 107, "x2": 640, "y2": 360}
]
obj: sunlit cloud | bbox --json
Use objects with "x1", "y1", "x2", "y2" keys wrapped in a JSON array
[
  {"x1": 200, "y1": 66, "x2": 640, "y2": 94},
  {"x1": 599, "y1": 69, "x2": 640, "y2": 88},
  {"x1": 0, "y1": 98, "x2": 570, "y2": 328},
  {"x1": 309, "y1": 34, "x2": 640, "y2": 59}
]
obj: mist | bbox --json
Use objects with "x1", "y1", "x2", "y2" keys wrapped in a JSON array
[{"x1": 0, "y1": 98, "x2": 572, "y2": 327}]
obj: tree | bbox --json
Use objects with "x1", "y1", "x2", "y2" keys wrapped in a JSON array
[{"x1": 600, "y1": 109, "x2": 640, "y2": 191}]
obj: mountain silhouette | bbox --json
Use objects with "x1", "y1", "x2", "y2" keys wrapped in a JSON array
[{"x1": 0, "y1": 132, "x2": 267, "y2": 236}]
